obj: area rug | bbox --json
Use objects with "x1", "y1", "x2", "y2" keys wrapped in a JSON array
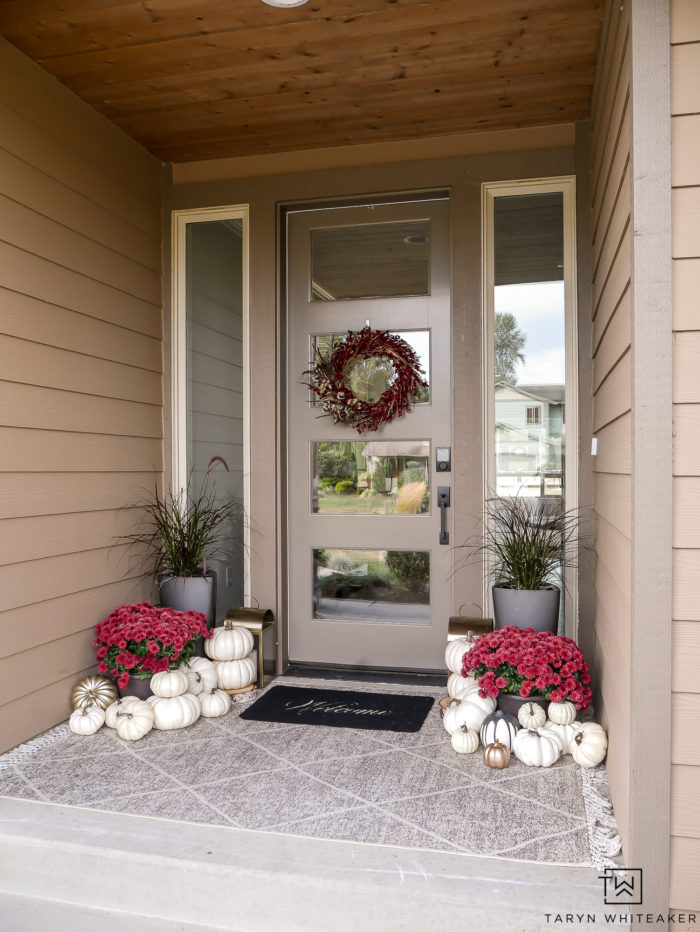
[{"x1": 239, "y1": 684, "x2": 434, "y2": 732}]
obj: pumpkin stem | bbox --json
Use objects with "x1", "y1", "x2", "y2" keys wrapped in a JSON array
[
  {"x1": 460, "y1": 724, "x2": 470, "y2": 733},
  {"x1": 223, "y1": 619, "x2": 235, "y2": 631}
]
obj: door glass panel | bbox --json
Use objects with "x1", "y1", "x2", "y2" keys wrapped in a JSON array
[
  {"x1": 312, "y1": 441, "x2": 430, "y2": 515},
  {"x1": 313, "y1": 549, "x2": 430, "y2": 625},
  {"x1": 311, "y1": 331, "x2": 430, "y2": 405},
  {"x1": 311, "y1": 220, "x2": 430, "y2": 300}
]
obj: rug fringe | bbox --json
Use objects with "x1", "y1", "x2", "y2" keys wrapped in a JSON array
[
  {"x1": 581, "y1": 764, "x2": 623, "y2": 869},
  {"x1": 0, "y1": 722, "x2": 70, "y2": 772}
]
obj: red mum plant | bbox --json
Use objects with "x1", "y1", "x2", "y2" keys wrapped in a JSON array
[
  {"x1": 93, "y1": 601, "x2": 211, "y2": 690},
  {"x1": 461, "y1": 626, "x2": 592, "y2": 710}
]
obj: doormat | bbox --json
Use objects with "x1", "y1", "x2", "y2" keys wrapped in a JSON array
[{"x1": 239, "y1": 684, "x2": 434, "y2": 732}]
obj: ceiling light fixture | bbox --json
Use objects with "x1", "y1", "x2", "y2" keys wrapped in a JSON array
[{"x1": 261, "y1": 0, "x2": 309, "y2": 7}]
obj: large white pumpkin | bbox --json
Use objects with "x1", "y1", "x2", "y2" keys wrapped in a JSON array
[
  {"x1": 513, "y1": 727, "x2": 562, "y2": 767},
  {"x1": 105, "y1": 696, "x2": 140, "y2": 728},
  {"x1": 183, "y1": 657, "x2": 218, "y2": 694},
  {"x1": 444, "y1": 638, "x2": 469, "y2": 675},
  {"x1": 205, "y1": 621, "x2": 254, "y2": 661},
  {"x1": 447, "y1": 672, "x2": 479, "y2": 699},
  {"x1": 69, "y1": 704, "x2": 105, "y2": 736},
  {"x1": 543, "y1": 720, "x2": 583, "y2": 755},
  {"x1": 147, "y1": 693, "x2": 201, "y2": 730},
  {"x1": 570, "y1": 722, "x2": 608, "y2": 768},
  {"x1": 442, "y1": 691, "x2": 496, "y2": 735},
  {"x1": 215, "y1": 656, "x2": 257, "y2": 691},
  {"x1": 150, "y1": 669, "x2": 189, "y2": 699},
  {"x1": 114, "y1": 700, "x2": 155, "y2": 741}
]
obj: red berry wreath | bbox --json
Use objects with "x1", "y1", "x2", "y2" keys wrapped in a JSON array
[{"x1": 302, "y1": 326, "x2": 427, "y2": 434}]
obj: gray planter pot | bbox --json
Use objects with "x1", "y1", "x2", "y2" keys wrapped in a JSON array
[
  {"x1": 497, "y1": 693, "x2": 549, "y2": 718},
  {"x1": 492, "y1": 585, "x2": 560, "y2": 633},
  {"x1": 159, "y1": 571, "x2": 217, "y2": 656}
]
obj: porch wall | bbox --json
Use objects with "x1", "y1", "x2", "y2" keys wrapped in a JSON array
[
  {"x1": 590, "y1": 0, "x2": 633, "y2": 846},
  {"x1": 0, "y1": 39, "x2": 163, "y2": 754},
  {"x1": 670, "y1": 0, "x2": 700, "y2": 910}
]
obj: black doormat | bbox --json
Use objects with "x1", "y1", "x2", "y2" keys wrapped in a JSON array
[{"x1": 239, "y1": 685, "x2": 434, "y2": 732}]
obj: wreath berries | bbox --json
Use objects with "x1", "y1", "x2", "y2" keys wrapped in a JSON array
[{"x1": 302, "y1": 326, "x2": 427, "y2": 434}]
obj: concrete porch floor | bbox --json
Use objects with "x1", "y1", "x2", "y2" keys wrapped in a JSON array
[{"x1": 0, "y1": 676, "x2": 615, "y2": 930}]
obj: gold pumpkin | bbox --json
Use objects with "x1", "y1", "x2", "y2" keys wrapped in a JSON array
[
  {"x1": 70, "y1": 675, "x2": 118, "y2": 711},
  {"x1": 483, "y1": 739, "x2": 511, "y2": 769}
]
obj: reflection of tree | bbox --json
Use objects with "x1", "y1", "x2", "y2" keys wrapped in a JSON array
[
  {"x1": 344, "y1": 356, "x2": 395, "y2": 402},
  {"x1": 495, "y1": 312, "x2": 526, "y2": 385},
  {"x1": 385, "y1": 551, "x2": 429, "y2": 597}
]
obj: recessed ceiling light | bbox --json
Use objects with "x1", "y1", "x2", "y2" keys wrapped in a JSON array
[
  {"x1": 403, "y1": 234, "x2": 428, "y2": 245},
  {"x1": 261, "y1": 0, "x2": 309, "y2": 7}
]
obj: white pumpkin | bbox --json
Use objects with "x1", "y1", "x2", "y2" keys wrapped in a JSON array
[
  {"x1": 444, "y1": 638, "x2": 469, "y2": 674},
  {"x1": 450, "y1": 725, "x2": 479, "y2": 754},
  {"x1": 147, "y1": 693, "x2": 201, "y2": 730},
  {"x1": 513, "y1": 727, "x2": 562, "y2": 767},
  {"x1": 442, "y1": 691, "x2": 496, "y2": 735},
  {"x1": 205, "y1": 621, "x2": 254, "y2": 661},
  {"x1": 547, "y1": 700, "x2": 577, "y2": 725},
  {"x1": 517, "y1": 701, "x2": 547, "y2": 730},
  {"x1": 105, "y1": 696, "x2": 140, "y2": 728},
  {"x1": 69, "y1": 704, "x2": 105, "y2": 736},
  {"x1": 447, "y1": 672, "x2": 479, "y2": 699},
  {"x1": 570, "y1": 722, "x2": 608, "y2": 768},
  {"x1": 183, "y1": 657, "x2": 218, "y2": 693},
  {"x1": 198, "y1": 687, "x2": 232, "y2": 718},
  {"x1": 543, "y1": 720, "x2": 583, "y2": 755},
  {"x1": 150, "y1": 669, "x2": 190, "y2": 699},
  {"x1": 480, "y1": 710, "x2": 520, "y2": 750},
  {"x1": 114, "y1": 700, "x2": 155, "y2": 741},
  {"x1": 215, "y1": 656, "x2": 257, "y2": 691}
]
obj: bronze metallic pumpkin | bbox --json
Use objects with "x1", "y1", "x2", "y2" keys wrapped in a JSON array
[
  {"x1": 70, "y1": 675, "x2": 118, "y2": 711},
  {"x1": 483, "y1": 739, "x2": 511, "y2": 769}
]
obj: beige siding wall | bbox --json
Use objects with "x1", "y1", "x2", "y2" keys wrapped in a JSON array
[
  {"x1": 670, "y1": 0, "x2": 700, "y2": 911},
  {"x1": 0, "y1": 39, "x2": 163, "y2": 753},
  {"x1": 590, "y1": 0, "x2": 633, "y2": 845}
]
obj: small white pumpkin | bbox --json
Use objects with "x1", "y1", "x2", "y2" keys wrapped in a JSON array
[
  {"x1": 198, "y1": 687, "x2": 232, "y2": 718},
  {"x1": 147, "y1": 693, "x2": 201, "y2": 730},
  {"x1": 450, "y1": 724, "x2": 479, "y2": 754},
  {"x1": 442, "y1": 691, "x2": 496, "y2": 735},
  {"x1": 114, "y1": 700, "x2": 155, "y2": 741},
  {"x1": 105, "y1": 696, "x2": 140, "y2": 728},
  {"x1": 570, "y1": 722, "x2": 608, "y2": 768},
  {"x1": 150, "y1": 669, "x2": 189, "y2": 699},
  {"x1": 205, "y1": 620, "x2": 254, "y2": 662},
  {"x1": 513, "y1": 727, "x2": 562, "y2": 768},
  {"x1": 480, "y1": 710, "x2": 520, "y2": 751},
  {"x1": 69, "y1": 704, "x2": 105, "y2": 736},
  {"x1": 215, "y1": 656, "x2": 257, "y2": 691},
  {"x1": 444, "y1": 637, "x2": 469, "y2": 674},
  {"x1": 183, "y1": 657, "x2": 218, "y2": 693},
  {"x1": 517, "y1": 701, "x2": 547, "y2": 730},
  {"x1": 543, "y1": 720, "x2": 583, "y2": 755},
  {"x1": 547, "y1": 700, "x2": 577, "y2": 725}
]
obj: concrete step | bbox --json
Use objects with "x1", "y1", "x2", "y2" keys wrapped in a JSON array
[{"x1": 0, "y1": 797, "x2": 606, "y2": 932}]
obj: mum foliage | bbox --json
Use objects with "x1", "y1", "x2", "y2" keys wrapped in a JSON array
[
  {"x1": 93, "y1": 602, "x2": 210, "y2": 690},
  {"x1": 461, "y1": 626, "x2": 592, "y2": 710}
]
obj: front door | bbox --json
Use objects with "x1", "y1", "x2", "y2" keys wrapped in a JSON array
[{"x1": 286, "y1": 197, "x2": 451, "y2": 671}]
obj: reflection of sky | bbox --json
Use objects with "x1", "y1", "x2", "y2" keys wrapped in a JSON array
[
  {"x1": 495, "y1": 282, "x2": 565, "y2": 385},
  {"x1": 394, "y1": 330, "x2": 430, "y2": 380}
]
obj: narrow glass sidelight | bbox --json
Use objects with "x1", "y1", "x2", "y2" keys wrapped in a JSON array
[{"x1": 312, "y1": 548, "x2": 430, "y2": 626}]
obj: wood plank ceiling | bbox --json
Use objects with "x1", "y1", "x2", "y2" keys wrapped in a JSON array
[{"x1": 0, "y1": 0, "x2": 603, "y2": 163}]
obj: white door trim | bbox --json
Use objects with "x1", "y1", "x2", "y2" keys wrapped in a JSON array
[{"x1": 170, "y1": 204, "x2": 251, "y2": 602}]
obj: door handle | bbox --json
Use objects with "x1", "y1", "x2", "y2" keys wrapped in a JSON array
[{"x1": 437, "y1": 486, "x2": 450, "y2": 545}]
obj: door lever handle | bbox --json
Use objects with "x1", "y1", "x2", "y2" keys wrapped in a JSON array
[{"x1": 437, "y1": 486, "x2": 450, "y2": 545}]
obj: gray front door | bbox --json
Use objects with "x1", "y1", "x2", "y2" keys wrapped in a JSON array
[{"x1": 286, "y1": 197, "x2": 452, "y2": 671}]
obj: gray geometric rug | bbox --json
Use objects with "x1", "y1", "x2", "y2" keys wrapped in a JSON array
[{"x1": 0, "y1": 676, "x2": 619, "y2": 867}]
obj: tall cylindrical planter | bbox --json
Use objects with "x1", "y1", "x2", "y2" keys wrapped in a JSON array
[
  {"x1": 492, "y1": 585, "x2": 560, "y2": 633},
  {"x1": 118, "y1": 675, "x2": 153, "y2": 701},
  {"x1": 159, "y1": 571, "x2": 217, "y2": 656}
]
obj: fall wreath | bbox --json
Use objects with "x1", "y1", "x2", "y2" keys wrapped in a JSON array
[{"x1": 302, "y1": 326, "x2": 427, "y2": 434}]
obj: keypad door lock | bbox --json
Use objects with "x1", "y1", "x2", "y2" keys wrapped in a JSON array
[{"x1": 436, "y1": 447, "x2": 451, "y2": 472}]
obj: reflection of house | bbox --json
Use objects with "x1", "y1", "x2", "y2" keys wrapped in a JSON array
[
  {"x1": 495, "y1": 382, "x2": 563, "y2": 478},
  {"x1": 361, "y1": 440, "x2": 430, "y2": 486}
]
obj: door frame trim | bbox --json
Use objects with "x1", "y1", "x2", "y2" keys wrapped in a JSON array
[{"x1": 170, "y1": 204, "x2": 251, "y2": 602}]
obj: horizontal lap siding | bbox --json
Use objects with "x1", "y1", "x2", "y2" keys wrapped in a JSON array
[
  {"x1": 590, "y1": 0, "x2": 633, "y2": 847},
  {"x1": 0, "y1": 38, "x2": 162, "y2": 754},
  {"x1": 670, "y1": 0, "x2": 700, "y2": 911}
]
